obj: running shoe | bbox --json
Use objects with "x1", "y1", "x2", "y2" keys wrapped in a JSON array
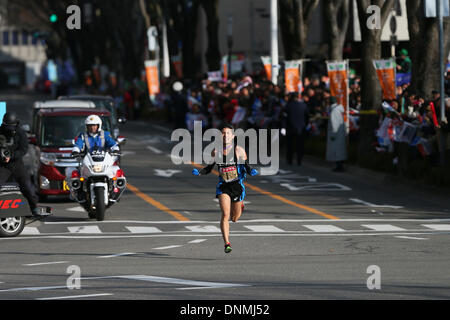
[{"x1": 224, "y1": 242, "x2": 232, "y2": 254}]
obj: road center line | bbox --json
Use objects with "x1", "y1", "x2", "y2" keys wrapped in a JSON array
[
  {"x1": 97, "y1": 253, "x2": 137, "y2": 259},
  {"x1": 127, "y1": 183, "x2": 190, "y2": 222}
]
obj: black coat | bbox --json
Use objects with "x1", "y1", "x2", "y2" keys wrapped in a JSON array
[
  {"x1": 285, "y1": 100, "x2": 310, "y2": 135},
  {"x1": 0, "y1": 126, "x2": 28, "y2": 163}
]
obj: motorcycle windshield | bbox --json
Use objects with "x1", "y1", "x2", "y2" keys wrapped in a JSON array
[{"x1": 91, "y1": 147, "x2": 106, "y2": 162}]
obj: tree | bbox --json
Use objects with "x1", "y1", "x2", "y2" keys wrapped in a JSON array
[
  {"x1": 200, "y1": 0, "x2": 221, "y2": 71},
  {"x1": 324, "y1": 0, "x2": 350, "y2": 60},
  {"x1": 279, "y1": 0, "x2": 320, "y2": 60},
  {"x1": 356, "y1": 0, "x2": 395, "y2": 158},
  {"x1": 406, "y1": 0, "x2": 450, "y2": 99}
]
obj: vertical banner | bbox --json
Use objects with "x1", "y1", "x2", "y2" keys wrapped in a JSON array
[
  {"x1": 373, "y1": 59, "x2": 396, "y2": 101},
  {"x1": 172, "y1": 55, "x2": 183, "y2": 79},
  {"x1": 261, "y1": 56, "x2": 272, "y2": 81},
  {"x1": 145, "y1": 60, "x2": 160, "y2": 98},
  {"x1": 284, "y1": 60, "x2": 303, "y2": 93},
  {"x1": 327, "y1": 61, "x2": 350, "y2": 133},
  {"x1": 221, "y1": 56, "x2": 229, "y2": 81}
]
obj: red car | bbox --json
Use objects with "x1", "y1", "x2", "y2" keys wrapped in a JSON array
[{"x1": 27, "y1": 101, "x2": 117, "y2": 200}]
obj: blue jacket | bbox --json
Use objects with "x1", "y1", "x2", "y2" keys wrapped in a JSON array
[{"x1": 74, "y1": 131, "x2": 118, "y2": 154}]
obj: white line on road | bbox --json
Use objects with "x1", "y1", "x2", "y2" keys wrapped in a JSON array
[
  {"x1": 422, "y1": 224, "x2": 450, "y2": 231},
  {"x1": 185, "y1": 226, "x2": 221, "y2": 233},
  {"x1": 152, "y1": 245, "x2": 184, "y2": 250},
  {"x1": 97, "y1": 253, "x2": 137, "y2": 259},
  {"x1": 126, "y1": 226, "x2": 162, "y2": 234},
  {"x1": 22, "y1": 227, "x2": 40, "y2": 235},
  {"x1": 23, "y1": 261, "x2": 70, "y2": 267},
  {"x1": 350, "y1": 198, "x2": 404, "y2": 209},
  {"x1": 395, "y1": 236, "x2": 429, "y2": 240},
  {"x1": 68, "y1": 226, "x2": 102, "y2": 234},
  {"x1": 303, "y1": 225, "x2": 346, "y2": 233},
  {"x1": 362, "y1": 225, "x2": 406, "y2": 232},
  {"x1": 0, "y1": 286, "x2": 68, "y2": 292},
  {"x1": 188, "y1": 239, "x2": 207, "y2": 244},
  {"x1": 37, "y1": 293, "x2": 113, "y2": 300},
  {"x1": 147, "y1": 146, "x2": 163, "y2": 154},
  {"x1": 245, "y1": 225, "x2": 285, "y2": 233}
]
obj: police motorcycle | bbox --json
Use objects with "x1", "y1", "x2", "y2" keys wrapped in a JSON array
[{"x1": 68, "y1": 146, "x2": 127, "y2": 222}]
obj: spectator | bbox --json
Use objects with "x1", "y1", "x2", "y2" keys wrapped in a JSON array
[
  {"x1": 326, "y1": 97, "x2": 347, "y2": 172},
  {"x1": 397, "y1": 49, "x2": 412, "y2": 74}
]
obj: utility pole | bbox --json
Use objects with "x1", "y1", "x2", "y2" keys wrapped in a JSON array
[{"x1": 270, "y1": 0, "x2": 279, "y2": 85}]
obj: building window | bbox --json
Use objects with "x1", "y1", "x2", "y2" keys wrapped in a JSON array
[
  {"x1": 12, "y1": 31, "x2": 19, "y2": 45},
  {"x1": 22, "y1": 31, "x2": 29, "y2": 45},
  {"x1": 2, "y1": 31, "x2": 9, "y2": 45}
]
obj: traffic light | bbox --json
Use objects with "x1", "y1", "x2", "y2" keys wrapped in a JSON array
[{"x1": 50, "y1": 14, "x2": 58, "y2": 23}]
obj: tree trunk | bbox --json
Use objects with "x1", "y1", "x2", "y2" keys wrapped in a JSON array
[
  {"x1": 407, "y1": 0, "x2": 450, "y2": 99},
  {"x1": 356, "y1": 0, "x2": 395, "y2": 159},
  {"x1": 279, "y1": 0, "x2": 319, "y2": 60},
  {"x1": 200, "y1": 0, "x2": 221, "y2": 71},
  {"x1": 324, "y1": 0, "x2": 350, "y2": 60}
]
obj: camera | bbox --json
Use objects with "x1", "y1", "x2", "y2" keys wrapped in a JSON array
[{"x1": 0, "y1": 134, "x2": 14, "y2": 163}]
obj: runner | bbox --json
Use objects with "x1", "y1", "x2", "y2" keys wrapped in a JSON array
[{"x1": 192, "y1": 124, "x2": 258, "y2": 253}]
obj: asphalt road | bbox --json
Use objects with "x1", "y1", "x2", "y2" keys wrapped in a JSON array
[{"x1": 1, "y1": 91, "x2": 450, "y2": 302}]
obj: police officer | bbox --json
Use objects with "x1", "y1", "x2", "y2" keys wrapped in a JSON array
[
  {"x1": 72, "y1": 115, "x2": 119, "y2": 155},
  {"x1": 0, "y1": 112, "x2": 40, "y2": 216}
]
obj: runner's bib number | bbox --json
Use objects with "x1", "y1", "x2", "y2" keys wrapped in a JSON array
[{"x1": 219, "y1": 166, "x2": 238, "y2": 183}]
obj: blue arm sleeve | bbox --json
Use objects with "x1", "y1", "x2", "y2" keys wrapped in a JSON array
[
  {"x1": 74, "y1": 134, "x2": 85, "y2": 151},
  {"x1": 104, "y1": 131, "x2": 118, "y2": 148}
]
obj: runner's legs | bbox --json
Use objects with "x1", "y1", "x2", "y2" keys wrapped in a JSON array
[{"x1": 218, "y1": 194, "x2": 232, "y2": 244}]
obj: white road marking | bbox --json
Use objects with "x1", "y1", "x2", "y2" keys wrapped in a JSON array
[
  {"x1": 350, "y1": 198, "x2": 404, "y2": 209},
  {"x1": 97, "y1": 253, "x2": 137, "y2": 259},
  {"x1": 154, "y1": 169, "x2": 182, "y2": 178},
  {"x1": 303, "y1": 225, "x2": 346, "y2": 233},
  {"x1": 422, "y1": 224, "x2": 450, "y2": 231},
  {"x1": 147, "y1": 146, "x2": 163, "y2": 154},
  {"x1": 185, "y1": 226, "x2": 221, "y2": 233},
  {"x1": 126, "y1": 227, "x2": 162, "y2": 234},
  {"x1": 188, "y1": 239, "x2": 207, "y2": 244},
  {"x1": 281, "y1": 183, "x2": 352, "y2": 191},
  {"x1": 152, "y1": 245, "x2": 184, "y2": 250},
  {"x1": 23, "y1": 261, "x2": 70, "y2": 267},
  {"x1": 245, "y1": 225, "x2": 285, "y2": 233},
  {"x1": 22, "y1": 227, "x2": 40, "y2": 235},
  {"x1": 395, "y1": 236, "x2": 429, "y2": 240},
  {"x1": 37, "y1": 293, "x2": 113, "y2": 300},
  {"x1": 362, "y1": 225, "x2": 406, "y2": 232},
  {"x1": 0, "y1": 285, "x2": 68, "y2": 292},
  {"x1": 67, "y1": 206, "x2": 85, "y2": 212},
  {"x1": 68, "y1": 226, "x2": 102, "y2": 234}
]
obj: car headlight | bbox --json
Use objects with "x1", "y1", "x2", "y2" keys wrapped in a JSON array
[
  {"x1": 92, "y1": 165, "x2": 104, "y2": 173},
  {"x1": 40, "y1": 176, "x2": 50, "y2": 189},
  {"x1": 40, "y1": 153, "x2": 57, "y2": 166}
]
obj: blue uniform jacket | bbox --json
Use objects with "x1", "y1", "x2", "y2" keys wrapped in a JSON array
[{"x1": 74, "y1": 131, "x2": 118, "y2": 153}]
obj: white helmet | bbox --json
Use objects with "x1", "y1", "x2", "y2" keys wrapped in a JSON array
[{"x1": 85, "y1": 115, "x2": 102, "y2": 133}]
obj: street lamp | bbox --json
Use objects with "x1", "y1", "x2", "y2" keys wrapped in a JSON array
[{"x1": 227, "y1": 14, "x2": 233, "y2": 78}]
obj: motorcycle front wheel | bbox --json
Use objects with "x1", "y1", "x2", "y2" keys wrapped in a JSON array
[
  {"x1": 0, "y1": 217, "x2": 26, "y2": 237},
  {"x1": 94, "y1": 187, "x2": 106, "y2": 222}
]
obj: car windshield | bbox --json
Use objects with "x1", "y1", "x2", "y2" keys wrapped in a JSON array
[{"x1": 41, "y1": 115, "x2": 111, "y2": 147}]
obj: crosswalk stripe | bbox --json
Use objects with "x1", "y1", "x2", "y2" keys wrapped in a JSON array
[
  {"x1": 422, "y1": 224, "x2": 450, "y2": 231},
  {"x1": 67, "y1": 226, "x2": 102, "y2": 234},
  {"x1": 362, "y1": 224, "x2": 406, "y2": 232},
  {"x1": 22, "y1": 227, "x2": 40, "y2": 235},
  {"x1": 303, "y1": 225, "x2": 346, "y2": 233},
  {"x1": 244, "y1": 225, "x2": 285, "y2": 233},
  {"x1": 185, "y1": 226, "x2": 221, "y2": 233},
  {"x1": 126, "y1": 227, "x2": 162, "y2": 234}
]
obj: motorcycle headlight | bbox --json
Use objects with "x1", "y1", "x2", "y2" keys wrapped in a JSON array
[
  {"x1": 40, "y1": 153, "x2": 57, "y2": 166},
  {"x1": 92, "y1": 165, "x2": 104, "y2": 173}
]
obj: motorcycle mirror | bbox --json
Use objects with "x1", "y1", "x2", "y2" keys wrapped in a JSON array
[
  {"x1": 117, "y1": 136, "x2": 127, "y2": 146},
  {"x1": 117, "y1": 117, "x2": 127, "y2": 125}
]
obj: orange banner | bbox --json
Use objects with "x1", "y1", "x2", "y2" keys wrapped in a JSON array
[
  {"x1": 145, "y1": 60, "x2": 160, "y2": 97},
  {"x1": 261, "y1": 56, "x2": 272, "y2": 81},
  {"x1": 285, "y1": 60, "x2": 302, "y2": 93},
  {"x1": 327, "y1": 62, "x2": 348, "y2": 109},
  {"x1": 172, "y1": 55, "x2": 183, "y2": 79},
  {"x1": 373, "y1": 60, "x2": 396, "y2": 101}
]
